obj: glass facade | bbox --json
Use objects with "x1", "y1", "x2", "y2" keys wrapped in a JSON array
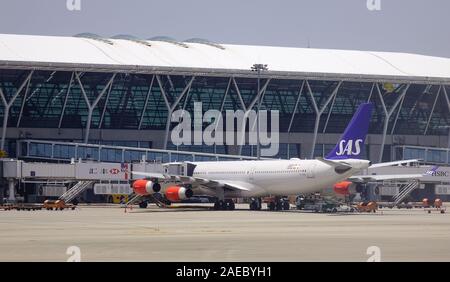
[
  {"x1": 18, "y1": 140, "x2": 259, "y2": 163},
  {"x1": 1, "y1": 70, "x2": 448, "y2": 134},
  {"x1": 396, "y1": 146, "x2": 450, "y2": 164},
  {"x1": 1, "y1": 69, "x2": 449, "y2": 160}
]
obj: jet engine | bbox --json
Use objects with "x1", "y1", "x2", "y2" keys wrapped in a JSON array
[
  {"x1": 132, "y1": 179, "x2": 161, "y2": 195},
  {"x1": 333, "y1": 181, "x2": 358, "y2": 196},
  {"x1": 165, "y1": 186, "x2": 194, "y2": 202}
]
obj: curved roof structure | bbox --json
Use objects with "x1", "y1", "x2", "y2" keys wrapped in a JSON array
[{"x1": 1, "y1": 33, "x2": 450, "y2": 83}]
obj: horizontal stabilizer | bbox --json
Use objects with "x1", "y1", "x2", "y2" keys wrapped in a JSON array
[{"x1": 368, "y1": 159, "x2": 420, "y2": 169}]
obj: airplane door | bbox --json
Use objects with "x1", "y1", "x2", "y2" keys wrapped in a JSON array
[{"x1": 307, "y1": 164, "x2": 316, "y2": 178}]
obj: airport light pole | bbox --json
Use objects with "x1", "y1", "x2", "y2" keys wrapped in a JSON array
[{"x1": 251, "y1": 63, "x2": 268, "y2": 160}]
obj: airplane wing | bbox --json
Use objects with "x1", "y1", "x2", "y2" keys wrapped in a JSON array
[
  {"x1": 131, "y1": 171, "x2": 250, "y2": 191},
  {"x1": 348, "y1": 174, "x2": 423, "y2": 183},
  {"x1": 368, "y1": 159, "x2": 420, "y2": 169},
  {"x1": 195, "y1": 179, "x2": 252, "y2": 191}
]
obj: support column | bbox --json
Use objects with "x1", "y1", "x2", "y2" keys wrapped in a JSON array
[
  {"x1": 138, "y1": 75, "x2": 155, "y2": 130},
  {"x1": 234, "y1": 78, "x2": 271, "y2": 155},
  {"x1": 58, "y1": 72, "x2": 74, "y2": 129},
  {"x1": 249, "y1": 78, "x2": 271, "y2": 131},
  {"x1": 443, "y1": 85, "x2": 450, "y2": 112},
  {"x1": 157, "y1": 75, "x2": 195, "y2": 149},
  {"x1": 367, "y1": 83, "x2": 375, "y2": 102},
  {"x1": 231, "y1": 77, "x2": 247, "y2": 110},
  {"x1": 442, "y1": 86, "x2": 450, "y2": 148},
  {"x1": 390, "y1": 94, "x2": 406, "y2": 135},
  {"x1": 16, "y1": 76, "x2": 32, "y2": 127},
  {"x1": 8, "y1": 178, "x2": 15, "y2": 202},
  {"x1": 0, "y1": 71, "x2": 33, "y2": 150},
  {"x1": 76, "y1": 72, "x2": 116, "y2": 144},
  {"x1": 424, "y1": 86, "x2": 442, "y2": 135},
  {"x1": 287, "y1": 81, "x2": 305, "y2": 133},
  {"x1": 213, "y1": 78, "x2": 232, "y2": 154},
  {"x1": 377, "y1": 83, "x2": 410, "y2": 163},
  {"x1": 322, "y1": 85, "x2": 339, "y2": 134},
  {"x1": 287, "y1": 81, "x2": 306, "y2": 159},
  {"x1": 0, "y1": 89, "x2": 9, "y2": 151},
  {"x1": 98, "y1": 77, "x2": 114, "y2": 129},
  {"x1": 214, "y1": 78, "x2": 232, "y2": 131},
  {"x1": 307, "y1": 81, "x2": 342, "y2": 159}
]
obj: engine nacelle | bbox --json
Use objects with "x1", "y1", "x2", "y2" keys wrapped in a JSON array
[
  {"x1": 333, "y1": 181, "x2": 357, "y2": 196},
  {"x1": 132, "y1": 179, "x2": 161, "y2": 195},
  {"x1": 165, "y1": 186, "x2": 193, "y2": 202}
]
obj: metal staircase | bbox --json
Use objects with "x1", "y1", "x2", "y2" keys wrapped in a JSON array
[
  {"x1": 125, "y1": 194, "x2": 142, "y2": 206},
  {"x1": 59, "y1": 181, "x2": 95, "y2": 203},
  {"x1": 149, "y1": 193, "x2": 168, "y2": 208},
  {"x1": 125, "y1": 193, "x2": 168, "y2": 208},
  {"x1": 392, "y1": 180, "x2": 419, "y2": 205}
]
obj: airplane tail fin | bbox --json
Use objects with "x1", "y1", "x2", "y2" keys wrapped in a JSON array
[{"x1": 325, "y1": 103, "x2": 374, "y2": 160}]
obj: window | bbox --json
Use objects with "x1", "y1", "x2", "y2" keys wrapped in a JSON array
[
  {"x1": 100, "y1": 148, "x2": 123, "y2": 162},
  {"x1": 124, "y1": 150, "x2": 144, "y2": 162},
  {"x1": 78, "y1": 146, "x2": 99, "y2": 160},
  {"x1": 53, "y1": 145, "x2": 75, "y2": 159},
  {"x1": 29, "y1": 143, "x2": 52, "y2": 157}
]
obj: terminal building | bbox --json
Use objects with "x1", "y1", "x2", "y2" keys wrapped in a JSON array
[{"x1": 1, "y1": 33, "x2": 450, "y2": 203}]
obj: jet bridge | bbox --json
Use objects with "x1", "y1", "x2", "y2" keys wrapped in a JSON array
[{"x1": 0, "y1": 158, "x2": 164, "y2": 202}]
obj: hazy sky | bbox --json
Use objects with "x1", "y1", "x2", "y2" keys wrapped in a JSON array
[{"x1": 0, "y1": 0, "x2": 449, "y2": 57}]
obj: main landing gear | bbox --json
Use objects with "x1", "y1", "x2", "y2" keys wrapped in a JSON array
[
  {"x1": 267, "y1": 198, "x2": 290, "y2": 211},
  {"x1": 249, "y1": 198, "x2": 262, "y2": 210},
  {"x1": 214, "y1": 199, "x2": 235, "y2": 210}
]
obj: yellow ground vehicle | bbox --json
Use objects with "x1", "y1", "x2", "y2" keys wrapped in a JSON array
[
  {"x1": 356, "y1": 201, "x2": 378, "y2": 213},
  {"x1": 43, "y1": 200, "x2": 76, "y2": 210},
  {"x1": 112, "y1": 194, "x2": 129, "y2": 204}
]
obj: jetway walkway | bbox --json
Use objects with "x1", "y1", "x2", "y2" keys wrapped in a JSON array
[
  {"x1": 0, "y1": 159, "x2": 163, "y2": 181},
  {"x1": 0, "y1": 158, "x2": 164, "y2": 202},
  {"x1": 16, "y1": 139, "x2": 261, "y2": 163}
]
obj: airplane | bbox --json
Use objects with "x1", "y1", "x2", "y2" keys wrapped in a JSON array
[{"x1": 131, "y1": 103, "x2": 423, "y2": 211}]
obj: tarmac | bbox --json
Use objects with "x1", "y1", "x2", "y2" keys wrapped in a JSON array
[{"x1": 0, "y1": 204, "x2": 449, "y2": 261}]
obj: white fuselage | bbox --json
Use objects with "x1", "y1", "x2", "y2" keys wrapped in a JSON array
[{"x1": 189, "y1": 159, "x2": 368, "y2": 198}]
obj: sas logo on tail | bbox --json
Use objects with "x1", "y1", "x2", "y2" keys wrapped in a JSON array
[{"x1": 336, "y1": 139, "x2": 363, "y2": 156}]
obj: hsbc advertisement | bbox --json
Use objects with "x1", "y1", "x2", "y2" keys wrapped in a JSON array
[
  {"x1": 75, "y1": 163, "x2": 130, "y2": 181},
  {"x1": 423, "y1": 166, "x2": 450, "y2": 182}
]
